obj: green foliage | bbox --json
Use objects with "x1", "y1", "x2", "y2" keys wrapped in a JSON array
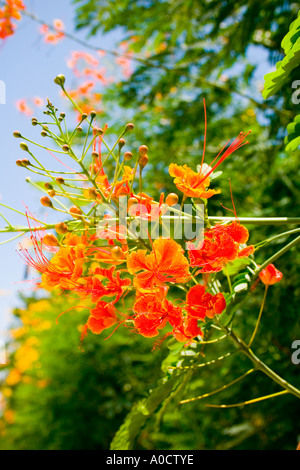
[{"x1": 263, "y1": 11, "x2": 300, "y2": 99}]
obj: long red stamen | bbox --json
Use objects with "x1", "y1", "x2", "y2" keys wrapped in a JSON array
[
  {"x1": 197, "y1": 131, "x2": 251, "y2": 186},
  {"x1": 199, "y1": 98, "x2": 207, "y2": 173}
]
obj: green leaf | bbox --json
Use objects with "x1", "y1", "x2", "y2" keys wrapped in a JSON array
[
  {"x1": 109, "y1": 370, "x2": 183, "y2": 450},
  {"x1": 262, "y1": 11, "x2": 300, "y2": 99}
]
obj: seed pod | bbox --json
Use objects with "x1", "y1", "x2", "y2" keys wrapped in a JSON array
[
  {"x1": 165, "y1": 193, "x2": 179, "y2": 206},
  {"x1": 55, "y1": 222, "x2": 68, "y2": 235},
  {"x1": 69, "y1": 206, "x2": 82, "y2": 219},
  {"x1": 40, "y1": 196, "x2": 53, "y2": 208},
  {"x1": 43, "y1": 233, "x2": 59, "y2": 247}
]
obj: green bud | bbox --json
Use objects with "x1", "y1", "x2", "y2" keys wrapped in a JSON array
[
  {"x1": 54, "y1": 74, "x2": 66, "y2": 87},
  {"x1": 13, "y1": 131, "x2": 22, "y2": 138},
  {"x1": 20, "y1": 142, "x2": 29, "y2": 152}
]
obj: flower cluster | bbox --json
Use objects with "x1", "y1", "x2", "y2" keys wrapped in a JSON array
[
  {"x1": 14, "y1": 93, "x2": 283, "y2": 348},
  {"x1": 0, "y1": 0, "x2": 25, "y2": 39}
]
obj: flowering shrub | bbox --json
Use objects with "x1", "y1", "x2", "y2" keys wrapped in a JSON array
[{"x1": 1, "y1": 74, "x2": 300, "y2": 449}]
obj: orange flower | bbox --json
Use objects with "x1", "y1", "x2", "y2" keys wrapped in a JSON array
[
  {"x1": 19, "y1": 230, "x2": 86, "y2": 291},
  {"x1": 127, "y1": 238, "x2": 190, "y2": 289},
  {"x1": 76, "y1": 266, "x2": 131, "y2": 303},
  {"x1": 169, "y1": 163, "x2": 220, "y2": 199},
  {"x1": 85, "y1": 301, "x2": 118, "y2": 335},
  {"x1": 259, "y1": 264, "x2": 283, "y2": 286}
]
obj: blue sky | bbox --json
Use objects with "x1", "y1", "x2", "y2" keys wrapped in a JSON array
[{"x1": 0, "y1": 0, "x2": 122, "y2": 336}]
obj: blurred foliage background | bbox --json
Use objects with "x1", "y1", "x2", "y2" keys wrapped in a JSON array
[{"x1": 0, "y1": 0, "x2": 300, "y2": 450}]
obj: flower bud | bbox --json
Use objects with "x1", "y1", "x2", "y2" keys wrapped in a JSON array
[
  {"x1": 69, "y1": 206, "x2": 82, "y2": 219},
  {"x1": 41, "y1": 131, "x2": 48, "y2": 137},
  {"x1": 95, "y1": 128, "x2": 104, "y2": 136},
  {"x1": 91, "y1": 151, "x2": 99, "y2": 159},
  {"x1": 138, "y1": 145, "x2": 148, "y2": 156},
  {"x1": 55, "y1": 222, "x2": 68, "y2": 235},
  {"x1": 128, "y1": 197, "x2": 138, "y2": 209},
  {"x1": 118, "y1": 138, "x2": 125, "y2": 149},
  {"x1": 54, "y1": 74, "x2": 66, "y2": 87},
  {"x1": 48, "y1": 190, "x2": 56, "y2": 198},
  {"x1": 81, "y1": 113, "x2": 88, "y2": 121},
  {"x1": 139, "y1": 154, "x2": 148, "y2": 169},
  {"x1": 56, "y1": 177, "x2": 65, "y2": 185},
  {"x1": 16, "y1": 159, "x2": 23, "y2": 167},
  {"x1": 20, "y1": 142, "x2": 29, "y2": 152},
  {"x1": 13, "y1": 131, "x2": 22, "y2": 138},
  {"x1": 90, "y1": 111, "x2": 97, "y2": 119},
  {"x1": 124, "y1": 151, "x2": 133, "y2": 161},
  {"x1": 43, "y1": 233, "x2": 59, "y2": 247},
  {"x1": 60, "y1": 112, "x2": 66, "y2": 119},
  {"x1": 62, "y1": 144, "x2": 70, "y2": 152},
  {"x1": 165, "y1": 193, "x2": 179, "y2": 206},
  {"x1": 40, "y1": 196, "x2": 53, "y2": 208},
  {"x1": 111, "y1": 246, "x2": 123, "y2": 260},
  {"x1": 45, "y1": 182, "x2": 53, "y2": 190},
  {"x1": 31, "y1": 118, "x2": 38, "y2": 126},
  {"x1": 125, "y1": 123, "x2": 134, "y2": 132},
  {"x1": 76, "y1": 126, "x2": 83, "y2": 133},
  {"x1": 87, "y1": 188, "x2": 98, "y2": 199}
]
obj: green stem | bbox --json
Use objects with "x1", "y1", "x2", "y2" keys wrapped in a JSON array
[{"x1": 248, "y1": 285, "x2": 268, "y2": 348}]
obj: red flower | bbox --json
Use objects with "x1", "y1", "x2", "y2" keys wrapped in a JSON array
[
  {"x1": 188, "y1": 221, "x2": 255, "y2": 273},
  {"x1": 133, "y1": 294, "x2": 182, "y2": 337},
  {"x1": 259, "y1": 264, "x2": 283, "y2": 286},
  {"x1": 172, "y1": 317, "x2": 203, "y2": 343},
  {"x1": 186, "y1": 284, "x2": 226, "y2": 320}
]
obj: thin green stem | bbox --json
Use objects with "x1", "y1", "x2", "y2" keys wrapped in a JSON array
[
  {"x1": 205, "y1": 390, "x2": 289, "y2": 408},
  {"x1": 180, "y1": 368, "x2": 256, "y2": 404},
  {"x1": 248, "y1": 285, "x2": 269, "y2": 348}
]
